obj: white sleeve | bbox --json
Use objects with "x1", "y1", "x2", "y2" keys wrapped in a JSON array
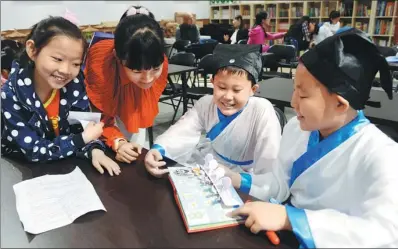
[
  {"x1": 302, "y1": 144, "x2": 398, "y2": 248},
  {"x1": 242, "y1": 117, "x2": 298, "y2": 202},
  {"x1": 153, "y1": 98, "x2": 205, "y2": 162}
]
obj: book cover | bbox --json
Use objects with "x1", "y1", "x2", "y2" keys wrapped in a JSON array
[{"x1": 168, "y1": 166, "x2": 244, "y2": 233}]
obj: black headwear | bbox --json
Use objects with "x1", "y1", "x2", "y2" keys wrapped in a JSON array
[
  {"x1": 207, "y1": 44, "x2": 263, "y2": 83},
  {"x1": 300, "y1": 28, "x2": 393, "y2": 110}
]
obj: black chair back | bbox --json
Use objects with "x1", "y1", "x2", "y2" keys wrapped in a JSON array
[
  {"x1": 273, "y1": 106, "x2": 287, "y2": 132},
  {"x1": 267, "y1": 44, "x2": 297, "y2": 62},
  {"x1": 188, "y1": 41, "x2": 218, "y2": 61},
  {"x1": 169, "y1": 52, "x2": 195, "y2": 67}
]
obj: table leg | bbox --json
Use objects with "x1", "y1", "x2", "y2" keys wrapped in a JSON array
[
  {"x1": 148, "y1": 126, "x2": 154, "y2": 148},
  {"x1": 181, "y1": 72, "x2": 188, "y2": 114}
]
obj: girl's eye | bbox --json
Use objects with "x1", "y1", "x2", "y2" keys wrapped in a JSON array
[
  {"x1": 52, "y1": 57, "x2": 62, "y2": 62},
  {"x1": 73, "y1": 63, "x2": 81, "y2": 67}
]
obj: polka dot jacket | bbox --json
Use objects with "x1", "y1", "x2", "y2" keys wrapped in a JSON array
[{"x1": 1, "y1": 61, "x2": 106, "y2": 162}]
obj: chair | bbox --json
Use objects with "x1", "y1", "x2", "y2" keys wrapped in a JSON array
[
  {"x1": 237, "y1": 39, "x2": 248, "y2": 44},
  {"x1": 169, "y1": 40, "x2": 191, "y2": 58},
  {"x1": 160, "y1": 52, "x2": 196, "y2": 124},
  {"x1": 172, "y1": 54, "x2": 214, "y2": 121},
  {"x1": 187, "y1": 41, "x2": 218, "y2": 86},
  {"x1": 273, "y1": 106, "x2": 288, "y2": 132},
  {"x1": 262, "y1": 44, "x2": 297, "y2": 80}
]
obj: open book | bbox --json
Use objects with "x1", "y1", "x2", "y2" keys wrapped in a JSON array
[{"x1": 168, "y1": 155, "x2": 244, "y2": 233}]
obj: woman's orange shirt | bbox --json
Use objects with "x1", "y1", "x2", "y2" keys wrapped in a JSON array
[{"x1": 83, "y1": 39, "x2": 168, "y2": 148}]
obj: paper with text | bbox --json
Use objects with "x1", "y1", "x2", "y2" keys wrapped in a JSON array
[
  {"x1": 13, "y1": 167, "x2": 106, "y2": 234},
  {"x1": 68, "y1": 111, "x2": 101, "y2": 129}
]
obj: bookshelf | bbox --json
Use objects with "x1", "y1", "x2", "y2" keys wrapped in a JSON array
[{"x1": 209, "y1": 0, "x2": 398, "y2": 46}]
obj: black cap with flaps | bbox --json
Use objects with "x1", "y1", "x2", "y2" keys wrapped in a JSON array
[
  {"x1": 300, "y1": 28, "x2": 393, "y2": 110},
  {"x1": 207, "y1": 44, "x2": 263, "y2": 83}
]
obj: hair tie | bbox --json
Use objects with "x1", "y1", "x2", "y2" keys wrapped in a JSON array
[{"x1": 126, "y1": 7, "x2": 149, "y2": 17}]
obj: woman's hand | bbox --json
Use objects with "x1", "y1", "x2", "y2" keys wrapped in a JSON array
[
  {"x1": 115, "y1": 141, "x2": 142, "y2": 163},
  {"x1": 91, "y1": 149, "x2": 121, "y2": 176}
]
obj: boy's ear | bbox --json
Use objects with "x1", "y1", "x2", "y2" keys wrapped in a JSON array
[
  {"x1": 335, "y1": 95, "x2": 350, "y2": 113},
  {"x1": 251, "y1": 84, "x2": 259, "y2": 96},
  {"x1": 25, "y1": 40, "x2": 36, "y2": 61},
  {"x1": 210, "y1": 76, "x2": 214, "y2": 84}
]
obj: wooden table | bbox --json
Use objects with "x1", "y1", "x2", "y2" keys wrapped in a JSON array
[{"x1": 0, "y1": 150, "x2": 298, "y2": 248}]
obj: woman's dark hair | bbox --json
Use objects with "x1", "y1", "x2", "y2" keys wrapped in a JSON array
[
  {"x1": 234, "y1": 15, "x2": 244, "y2": 29},
  {"x1": 254, "y1": 11, "x2": 268, "y2": 38},
  {"x1": 120, "y1": 6, "x2": 155, "y2": 21},
  {"x1": 114, "y1": 13, "x2": 165, "y2": 71},
  {"x1": 17, "y1": 16, "x2": 86, "y2": 68},
  {"x1": 329, "y1": 10, "x2": 340, "y2": 23}
]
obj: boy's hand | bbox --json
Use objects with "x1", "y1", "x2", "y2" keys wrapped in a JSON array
[
  {"x1": 216, "y1": 164, "x2": 241, "y2": 189},
  {"x1": 228, "y1": 201, "x2": 292, "y2": 233},
  {"x1": 91, "y1": 149, "x2": 121, "y2": 176},
  {"x1": 82, "y1": 122, "x2": 104, "y2": 144},
  {"x1": 115, "y1": 141, "x2": 142, "y2": 163},
  {"x1": 144, "y1": 149, "x2": 168, "y2": 178}
]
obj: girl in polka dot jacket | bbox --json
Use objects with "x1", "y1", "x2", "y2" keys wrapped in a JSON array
[{"x1": 1, "y1": 16, "x2": 121, "y2": 176}]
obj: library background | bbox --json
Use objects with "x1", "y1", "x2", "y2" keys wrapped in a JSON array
[{"x1": 209, "y1": 0, "x2": 398, "y2": 47}]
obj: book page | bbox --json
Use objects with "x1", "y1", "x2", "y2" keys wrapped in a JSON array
[
  {"x1": 168, "y1": 167, "x2": 243, "y2": 230},
  {"x1": 13, "y1": 167, "x2": 106, "y2": 234},
  {"x1": 67, "y1": 111, "x2": 101, "y2": 129}
]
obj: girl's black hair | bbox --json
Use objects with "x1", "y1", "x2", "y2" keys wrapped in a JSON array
[
  {"x1": 114, "y1": 12, "x2": 165, "y2": 71},
  {"x1": 254, "y1": 11, "x2": 268, "y2": 38},
  {"x1": 234, "y1": 15, "x2": 244, "y2": 29},
  {"x1": 17, "y1": 16, "x2": 86, "y2": 68},
  {"x1": 329, "y1": 10, "x2": 340, "y2": 23}
]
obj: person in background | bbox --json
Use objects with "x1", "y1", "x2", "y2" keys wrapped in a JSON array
[
  {"x1": 311, "y1": 22, "x2": 333, "y2": 47},
  {"x1": 223, "y1": 15, "x2": 249, "y2": 44},
  {"x1": 284, "y1": 16, "x2": 317, "y2": 52},
  {"x1": 84, "y1": 6, "x2": 168, "y2": 164},
  {"x1": 247, "y1": 11, "x2": 285, "y2": 53},
  {"x1": 176, "y1": 13, "x2": 200, "y2": 44},
  {"x1": 1, "y1": 17, "x2": 120, "y2": 176},
  {"x1": 326, "y1": 10, "x2": 341, "y2": 34},
  {"x1": 1, "y1": 40, "x2": 22, "y2": 85}
]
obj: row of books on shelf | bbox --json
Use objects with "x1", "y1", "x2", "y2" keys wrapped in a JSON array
[
  {"x1": 231, "y1": 8, "x2": 240, "y2": 18},
  {"x1": 356, "y1": 4, "x2": 371, "y2": 17},
  {"x1": 340, "y1": 3, "x2": 354, "y2": 17},
  {"x1": 374, "y1": 19, "x2": 392, "y2": 35},
  {"x1": 267, "y1": 6, "x2": 276, "y2": 18},
  {"x1": 308, "y1": 7, "x2": 321, "y2": 17},
  {"x1": 354, "y1": 22, "x2": 369, "y2": 33},
  {"x1": 291, "y1": 7, "x2": 304, "y2": 18},
  {"x1": 373, "y1": 38, "x2": 389, "y2": 46},
  {"x1": 377, "y1": 1, "x2": 395, "y2": 17}
]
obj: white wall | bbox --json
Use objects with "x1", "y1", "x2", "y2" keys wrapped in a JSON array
[{"x1": 0, "y1": 1, "x2": 210, "y2": 31}]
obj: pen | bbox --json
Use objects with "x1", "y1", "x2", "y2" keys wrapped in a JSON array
[
  {"x1": 245, "y1": 199, "x2": 280, "y2": 245},
  {"x1": 267, "y1": 198, "x2": 281, "y2": 245}
]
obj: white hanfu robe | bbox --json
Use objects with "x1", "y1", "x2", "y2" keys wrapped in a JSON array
[
  {"x1": 152, "y1": 95, "x2": 282, "y2": 177},
  {"x1": 241, "y1": 111, "x2": 398, "y2": 248}
]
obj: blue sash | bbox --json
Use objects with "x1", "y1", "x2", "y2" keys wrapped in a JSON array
[
  {"x1": 289, "y1": 111, "x2": 370, "y2": 188},
  {"x1": 206, "y1": 108, "x2": 242, "y2": 141}
]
